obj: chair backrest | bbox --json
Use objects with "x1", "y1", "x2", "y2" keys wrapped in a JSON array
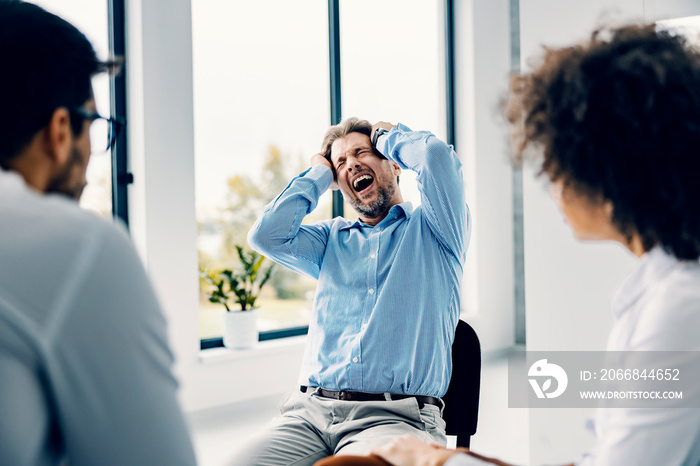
[{"x1": 442, "y1": 319, "x2": 481, "y2": 448}]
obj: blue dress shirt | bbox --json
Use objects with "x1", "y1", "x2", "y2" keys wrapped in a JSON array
[{"x1": 248, "y1": 124, "x2": 470, "y2": 397}]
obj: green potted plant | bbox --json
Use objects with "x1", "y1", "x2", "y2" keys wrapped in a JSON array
[{"x1": 200, "y1": 245, "x2": 275, "y2": 349}]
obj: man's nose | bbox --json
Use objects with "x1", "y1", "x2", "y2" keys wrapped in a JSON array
[{"x1": 346, "y1": 156, "x2": 360, "y2": 171}]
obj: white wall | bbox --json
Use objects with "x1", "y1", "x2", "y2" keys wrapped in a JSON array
[
  {"x1": 646, "y1": 0, "x2": 700, "y2": 21},
  {"x1": 519, "y1": 0, "x2": 700, "y2": 464},
  {"x1": 457, "y1": 0, "x2": 516, "y2": 354}
]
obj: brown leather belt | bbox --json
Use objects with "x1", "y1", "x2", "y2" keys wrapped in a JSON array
[{"x1": 300, "y1": 386, "x2": 443, "y2": 410}]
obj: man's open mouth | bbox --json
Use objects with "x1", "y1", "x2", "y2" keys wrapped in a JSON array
[{"x1": 352, "y1": 174, "x2": 374, "y2": 194}]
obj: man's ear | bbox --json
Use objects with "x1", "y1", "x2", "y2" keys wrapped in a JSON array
[
  {"x1": 391, "y1": 161, "x2": 401, "y2": 177},
  {"x1": 603, "y1": 200, "x2": 614, "y2": 219},
  {"x1": 44, "y1": 107, "x2": 73, "y2": 167},
  {"x1": 325, "y1": 152, "x2": 338, "y2": 179}
]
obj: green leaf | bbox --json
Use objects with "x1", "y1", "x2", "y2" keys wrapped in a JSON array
[
  {"x1": 259, "y1": 264, "x2": 275, "y2": 289},
  {"x1": 235, "y1": 245, "x2": 247, "y2": 266},
  {"x1": 203, "y1": 246, "x2": 275, "y2": 311},
  {"x1": 250, "y1": 254, "x2": 264, "y2": 278}
]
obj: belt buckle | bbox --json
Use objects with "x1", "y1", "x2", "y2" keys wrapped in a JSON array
[{"x1": 337, "y1": 390, "x2": 351, "y2": 400}]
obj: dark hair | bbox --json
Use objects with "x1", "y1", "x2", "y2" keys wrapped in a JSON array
[
  {"x1": 507, "y1": 24, "x2": 700, "y2": 260},
  {"x1": 0, "y1": 0, "x2": 121, "y2": 164}
]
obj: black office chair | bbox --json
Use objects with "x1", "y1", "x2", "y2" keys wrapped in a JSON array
[{"x1": 442, "y1": 319, "x2": 481, "y2": 448}]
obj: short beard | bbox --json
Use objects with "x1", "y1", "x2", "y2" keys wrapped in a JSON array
[
  {"x1": 46, "y1": 145, "x2": 85, "y2": 201},
  {"x1": 347, "y1": 182, "x2": 396, "y2": 219}
]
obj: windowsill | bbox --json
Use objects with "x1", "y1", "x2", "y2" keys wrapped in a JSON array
[{"x1": 198, "y1": 334, "x2": 307, "y2": 364}]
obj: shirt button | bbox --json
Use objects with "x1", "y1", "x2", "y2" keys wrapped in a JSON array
[
  {"x1": 353, "y1": 357, "x2": 359, "y2": 363},
  {"x1": 370, "y1": 253, "x2": 377, "y2": 259},
  {"x1": 368, "y1": 289, "x2": 375, "y2": 294}
]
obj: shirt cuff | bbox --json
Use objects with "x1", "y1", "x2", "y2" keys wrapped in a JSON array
[
  {"x1": 304, "y1": 164, "x2": 334, "y2": 193},
  {"x1": 375, "y1": 122, "x2": 413, "y2": 166}
]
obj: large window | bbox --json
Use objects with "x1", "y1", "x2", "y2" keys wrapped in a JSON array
[
  {"x1": 192, "y1": 1, "x2": 332, "y2": 341},
  {"x1": 193, "y1": 0, "x2": 452, "y2": 345},
  {"x1": 341, "y1": 0, "x2": 446, "y2": 209}
]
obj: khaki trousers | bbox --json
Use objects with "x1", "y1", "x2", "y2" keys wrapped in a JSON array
[{"x1": 230, "y1": 389, "x2": 447, "y2": 466}]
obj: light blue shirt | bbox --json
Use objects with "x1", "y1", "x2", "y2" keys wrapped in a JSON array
[{"x1": 248, "y1": 124, "x2": 470, "y2": 397}]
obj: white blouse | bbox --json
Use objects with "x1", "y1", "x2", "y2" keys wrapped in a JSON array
[
  {"x1": 445, "y1": 247, "x2": 700, "y2": 466},
  {"x1": 576, "y1": 247, "x2": 700, "y2": 466}
]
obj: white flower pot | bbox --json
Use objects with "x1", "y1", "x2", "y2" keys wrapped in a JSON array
[{"x1": 222, "y1": 308, "x2": 259, "y2": 349}]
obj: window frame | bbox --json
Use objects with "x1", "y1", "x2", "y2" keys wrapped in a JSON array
[
  {"x1": 108, "y1": 0, "x2": 131, "y2": 225},
  {"x1": 198, "y1": 0, "x2": 456, "y2": 350}
]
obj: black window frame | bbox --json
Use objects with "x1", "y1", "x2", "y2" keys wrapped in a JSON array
[
  {"x1": 183, "y1": 0, "x2": 455, "y2": 350},
  {"x1": 108, "y1": 0, "x2": 132, "y2": 225}
]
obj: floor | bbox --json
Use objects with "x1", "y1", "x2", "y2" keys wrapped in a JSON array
[{"x1": 188, "y1": 353, "x2": 528, "y2": 466}]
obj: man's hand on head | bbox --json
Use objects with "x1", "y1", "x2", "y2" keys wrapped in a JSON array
[
  {"x1": 310, "y1": 152, "x2": 339, "y2": 191},
  {"x1": 371, "y1": 121, "x2": 396, "y2": 149}
]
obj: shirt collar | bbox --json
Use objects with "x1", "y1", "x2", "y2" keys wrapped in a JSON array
[
  {"x1": 610, "y1": 246, "x2": 680, "y2": 319},
  {"x1": 0, "y1": 167, "x2": 28, "y2": 193},
  {"x1": 339, "y1": 202, "x2": 413, "y2": 231},
  {"x1": 392, "y1": 202, "x2": 413, "y2": 217}
]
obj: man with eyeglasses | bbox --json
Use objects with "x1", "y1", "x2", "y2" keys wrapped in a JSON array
[{"x1": 0, "y1": 2, "x2": 196, "y2": 464}]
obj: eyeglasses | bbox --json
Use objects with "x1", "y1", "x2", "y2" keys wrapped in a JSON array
[{"x1": 70, "y1": 107, "x2": 125, "y2": 154}]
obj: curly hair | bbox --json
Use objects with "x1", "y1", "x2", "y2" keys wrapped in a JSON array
[{"x1": 507, "y1": 24, "x2": 700, "y2": 260}]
